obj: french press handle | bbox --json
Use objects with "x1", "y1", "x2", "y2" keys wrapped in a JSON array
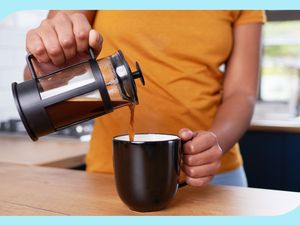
[{"x1": 26, "y1": 47, "x2": 97, "y2": 80}]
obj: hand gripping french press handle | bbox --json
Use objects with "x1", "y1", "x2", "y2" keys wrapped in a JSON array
[
  {"x1": 26, "y1": 53, "x2": 38, "y2": 80},
  {"x1": 25, "y1": 47, "x2": 97, "y2": 80}
]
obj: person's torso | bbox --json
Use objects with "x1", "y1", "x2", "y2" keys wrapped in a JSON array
[{"x1": 87, "y1": 10, "x2": 246, "y2": 173}]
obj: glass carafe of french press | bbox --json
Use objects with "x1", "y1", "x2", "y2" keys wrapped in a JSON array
[{"x1": 11, "y1": 48, "x2": 145, "y2": 141}]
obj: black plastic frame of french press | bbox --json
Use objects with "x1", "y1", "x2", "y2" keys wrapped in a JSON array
[{"x1": 24, "y1": 48, "x2": 114, "y2": 129}]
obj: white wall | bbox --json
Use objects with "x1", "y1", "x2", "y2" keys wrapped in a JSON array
[{"x1": 0, "y1": 10, "x2": 48, "y2": 121}]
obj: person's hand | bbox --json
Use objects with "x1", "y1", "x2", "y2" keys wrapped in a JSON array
[
  {"x1": 178, "y1": 128, "x2": 223, "y2": 187},
  {"x1": 26, "y1": 12, "x2": 103, "y2": 66}
]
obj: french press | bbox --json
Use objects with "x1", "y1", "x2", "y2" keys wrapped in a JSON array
[{"x1": 11, "y1": 48, "x2": 145, "y2": 141}]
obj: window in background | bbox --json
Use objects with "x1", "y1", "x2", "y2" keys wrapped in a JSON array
[
  {"x1": 0, "y1": 10, "x2": 48, "y2": 121},
  {"x1": 261, "y1": 20, "x2": 300, "y2": 102}
]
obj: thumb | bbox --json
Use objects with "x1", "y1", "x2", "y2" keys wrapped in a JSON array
[
  {"x1": 178, "y1": 128, "x2": 195, "y2": 141},
  {"x1": 89, "y1": 29, "x2": 103, "y2": 57}
]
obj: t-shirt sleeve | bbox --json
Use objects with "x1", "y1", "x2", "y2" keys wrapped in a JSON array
[{"x1": 234, "y1": 10, "x2": 266, "y2": 25}]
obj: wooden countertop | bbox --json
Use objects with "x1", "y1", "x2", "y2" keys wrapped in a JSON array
[
  {"x1": 250, "y1": 102, "x2": 300, "y2": 133},
  {"x1": 0, "y1": 163, "x2": 299, "y2": 216},
  {"x1": 0, "y1": 133, "x2": 88, "y2": 168},
  {"x1": 250, "y1": 119, "x2": 300, "y2": 133}
]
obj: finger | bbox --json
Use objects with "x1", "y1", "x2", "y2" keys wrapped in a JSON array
[
  {"x1": 70, "y1": 13, "x2": 91, "y2": 53},
  {"x1": 26, "y1": 30, "x2": 50, "y2": 63},
  {"x1": 183, "y1": 132, "x2": 218, "y2": 155},
  {"x1": 186, "y1": 176, "x2": 213, "y2": 187},
  {"x1": 53, "y1": 13, "x2": 76, "y2": 61},
  {"x1": 183, "y1": 145, "x2": 223, "y2": 166},
  {"x1": 178, "y1": 128, "x2": 195, "y2": 141},
  {"x1": 183, "y1": 161, "x2": 221, "y2": 178},
  {"x1": 89, "y1": 29, "x2": 103, "y2": 57},
  {"x1": 38, "y1": 20, "x2": 65, "y2": 65}
]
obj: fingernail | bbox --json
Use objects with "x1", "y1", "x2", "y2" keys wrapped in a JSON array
[{"x1": 185, "y1": 130, "x2": 193, "y2": 138}]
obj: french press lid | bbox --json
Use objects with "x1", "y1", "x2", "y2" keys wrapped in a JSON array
[{"x1": 110, "y1": 50, "x2": 145, "y2": 104}]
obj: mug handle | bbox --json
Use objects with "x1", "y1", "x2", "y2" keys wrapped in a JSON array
[
  {"x1": 178, "y1": 139, "x2": 188, "y2": 188},
  {"x1": 179, "y1": 182, "x2": 187, "y2": 188}
]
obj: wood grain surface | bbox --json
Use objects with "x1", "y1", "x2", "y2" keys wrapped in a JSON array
[
  {"x1": 250, "y1": 120, "x2": 300, "y2": 133},
  {"x1": 0, "y1": 134, "x2": 88, "y2": 168},
  {"x1": 0, "y1": 163, "x2": 299, "y2": 216}
]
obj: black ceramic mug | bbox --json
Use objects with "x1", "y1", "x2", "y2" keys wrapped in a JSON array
[{"x1": 112, "y1": 133, "x2": 186, "y2": 212}]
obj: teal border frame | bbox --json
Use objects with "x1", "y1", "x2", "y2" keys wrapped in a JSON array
[
  {"x1": 1, "y1": 0, "x2": 300, "y2": 224},
  {"x1": 0, "y1": 206, "x2": 300, "y2": 225}
]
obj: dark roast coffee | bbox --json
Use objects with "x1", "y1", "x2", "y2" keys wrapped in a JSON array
[
  {"x1": 46, "y1": 98, "x2": 128, "y2": 129},
  {"x1": 128, "y1": 104, "x2": 135, "y2": 141},
  {"x1": 113, "y1": 134, "x2": 184, "y2": 212}
]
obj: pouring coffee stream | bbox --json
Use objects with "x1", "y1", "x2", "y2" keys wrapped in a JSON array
[
  {"x1": 11, "y1": 48, "x2": 145, "y2": 141},
  {"x1": 128, "y1": 104, "x2": 135, "y2": 142}
]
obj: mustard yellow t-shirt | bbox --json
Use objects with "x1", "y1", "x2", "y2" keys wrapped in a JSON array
[{"x1": 86, "y1": 10, "x2": 266, "y2": 174}]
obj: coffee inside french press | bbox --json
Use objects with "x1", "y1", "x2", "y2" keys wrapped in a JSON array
[{"x1": 11, "y1": 48, "x2": 145, "y2": 141}]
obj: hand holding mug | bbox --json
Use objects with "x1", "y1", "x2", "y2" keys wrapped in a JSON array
[{"x1": 178, "y1": 128, "x2": 223, "y2": 187}]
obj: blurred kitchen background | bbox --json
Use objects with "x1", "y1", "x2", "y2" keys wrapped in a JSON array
[{"x1": 1, "y1": 10, "x2": 300, "y2": 191}]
